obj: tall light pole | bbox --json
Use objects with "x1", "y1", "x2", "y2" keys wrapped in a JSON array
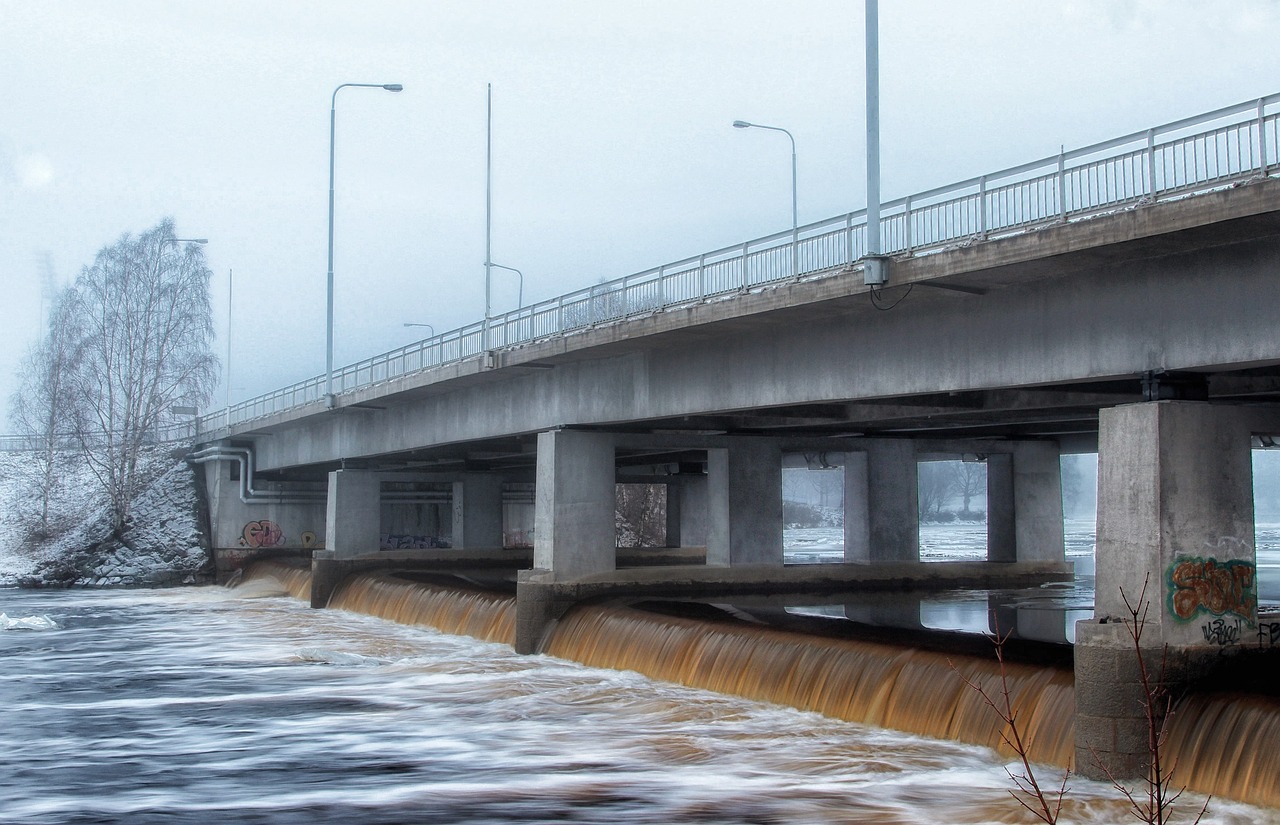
[
  {"x1": 226, "y1": 268, "x2": 233, "y2": 410},
  {"x1": 484, "y1": 83, "x2": 493, "y2": 343},
  {"x1": 863, "y1": 0, "x2": 887, "y2": 285},
  {"x1": 326, "y1": 81, "x2": 403, "y2": 408}
]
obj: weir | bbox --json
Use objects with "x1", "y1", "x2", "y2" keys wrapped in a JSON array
[{"x1": 239, "y1": 560, "x2": 1280, "y2": 809}]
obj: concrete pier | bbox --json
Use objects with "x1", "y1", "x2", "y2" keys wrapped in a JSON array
[
  {"x1": 844, "y1": 440, "x2": 918, "y2": 562},
  {"x1": 1076, "y1": 401, "x2": 1258, "y2": 780}
]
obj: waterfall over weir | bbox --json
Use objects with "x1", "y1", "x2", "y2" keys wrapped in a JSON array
[{"x1": 240, "y1": 561, "x2": 1280, "y2": 809}]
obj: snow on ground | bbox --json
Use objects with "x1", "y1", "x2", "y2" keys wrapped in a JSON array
[{"x1": 0, "y1": 446, "x2": 209, "y2": 587}]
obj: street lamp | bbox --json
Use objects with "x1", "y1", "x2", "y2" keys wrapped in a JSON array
[
  {"x1": 732, "y1": 120, "x2": 797, "y2": 231},
  {"x1": 403, "y1": 322, "x2": 435, "y2": 337},
  {"x1": 489, "y1": 263, "x2": 524, "y2": 309},
  {"x1": 326, "y1": 81, "x2": 404, "y2": 408}
]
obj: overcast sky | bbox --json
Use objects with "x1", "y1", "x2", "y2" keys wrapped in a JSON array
[{"x1": 3, "y1": 0, "x2": 1279, "y2": 421}]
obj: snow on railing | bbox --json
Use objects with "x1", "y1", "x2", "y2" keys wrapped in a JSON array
[{"x1": 3, "y1": 94, "x2": 1278, "y2": 451}]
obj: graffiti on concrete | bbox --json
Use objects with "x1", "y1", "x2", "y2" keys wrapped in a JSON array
[
  {"x1": 301, "y1": 531, "x2": 319, "y2": 549},
  {"x1": 1200, "y1": 617, "x2": 1243, "y2": 647},
  {"x1": 1205, "y1": 535, "x2": 1253, "y2": 554},
  {"x1": 380, "y1": 533, "x2": 450, "y2": 550},
  {"x1": 239, "y1": 519, "x2": 284, "y2": 548},
  {"x1": 1168, "y1": 557, "x2": 1256, "y2": 623},
  {"x1": 503, "y1": 530, "x2": 534, "y2": 549},
  {"x1": 1257, "y1": 622, "x2": 1280, "y2": 648}
]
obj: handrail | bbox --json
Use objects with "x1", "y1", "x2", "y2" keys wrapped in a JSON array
[{"x1": 4, "y1": 93, "x2": 1278, "y2": 451}]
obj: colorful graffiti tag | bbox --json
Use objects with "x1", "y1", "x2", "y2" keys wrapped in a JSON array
[
  {"x1": 239, "y1": 519, "x2": 285, "y2": 548},
  {"x1": 1168, "y1": 557, "x2": 1256, "y2": 622}
]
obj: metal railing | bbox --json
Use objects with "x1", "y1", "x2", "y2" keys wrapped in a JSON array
[{"x1": 5, "y1": 94, "x2": 1278, "y2": 450}]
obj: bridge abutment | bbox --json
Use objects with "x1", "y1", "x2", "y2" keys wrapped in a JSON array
[
  {"x1": 1076, "y1": 400, "x2": 1257, "y2": 780},
  {"x1": 200, "y1": 460, "x2": 324, "y2": 583}
]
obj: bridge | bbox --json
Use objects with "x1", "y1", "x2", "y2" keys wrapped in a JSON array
[{"x1": 21, "y1": 94, "x2": 1280, "y2": 781}]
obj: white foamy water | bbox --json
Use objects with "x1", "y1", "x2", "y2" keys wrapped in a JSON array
[
  {"x1": 0, "y1": 586, "x2": 1272, "y2": 824},
  {"x1": 1, "y1": 611, "x2": 57, "y2": 630}
]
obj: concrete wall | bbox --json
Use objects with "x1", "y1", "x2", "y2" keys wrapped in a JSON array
[{"x1": 203, "y1": 461, "x2": 325, "y2": 580}]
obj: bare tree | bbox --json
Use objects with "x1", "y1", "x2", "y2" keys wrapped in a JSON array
[
  {"x1": 952, "y1": 624, "x2": 1070, "y2": 824},
  {"x1": 917, "y1": 461, "x2": 953, "y2": 520},
  {"x1": 9, "y1": 288, "x2": 79, "y2": 538},
  {"x1": 62, "y1": 219, "x2": 218, "y2": 535},
  {"x1": 948, "y1": 460, "x2": 986, "y2": 515}
]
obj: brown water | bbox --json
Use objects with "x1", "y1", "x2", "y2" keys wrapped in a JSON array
[{"x1": 241, "y1": 561, "x2": 1280, "y2": 815}]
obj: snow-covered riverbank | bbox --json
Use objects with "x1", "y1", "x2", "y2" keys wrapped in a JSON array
[{"x1": 0, "y1": 447, "x2": 209, "y2": 587}]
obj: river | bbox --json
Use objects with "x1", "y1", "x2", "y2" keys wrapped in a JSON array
[{"x1": 1, "y1": 583, "x2": 1274, "y2": 825}]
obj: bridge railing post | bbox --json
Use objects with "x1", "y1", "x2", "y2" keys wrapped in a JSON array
[
  {"x1": 697, "y1": 254, "x2": 706, "y2": 300},
  {"x1": 844, "y1": 213, "x2": 854, "y2": 265},
  {"x1": 1259, "y1": 98, "x2": 1270, "y2": 175},
  {"x1": 740, "y1": 241, "x2": 750, "y2": 290},
  {"x1": 1057, "y1": 150, "x2": 1067, "y2": 220},
  {"x1": 791, "y1": 227, "x2": 799, "y2": 280},
  {"x1": 903, "y1": 195, "x2": 913, "y2": 253},
  {"x1": 977, "y1": 174, "x2": 988, "y2": 239},
  {"x1": 1146, "y1": 127, "x2": 1159, "y2": 200}
]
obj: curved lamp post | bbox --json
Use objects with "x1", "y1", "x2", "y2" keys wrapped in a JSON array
[
  {"x1": 403, "y1": 322, "x2": 435, "y2": 337},
  {"x1": 732, "y1": 120, "x2": 797, "y2": 231},
  {"x1": 326, "y1": 82, "x2": 403, "y2": 408},
  {"x1": 489, "y1": 262, "x2": 524, "y2": 309}
]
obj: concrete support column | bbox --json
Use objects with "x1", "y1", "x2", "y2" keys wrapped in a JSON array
[
  {"x1": 679, "y1": 474, "x2": 709, "y2": 549},
  {"x1": 1012, "y1": 441, "x2": 1066, "y2": 563},
  {"x1": 1076, "y1": 401, "x2": 1255, "y2": 780},
  {"x1": 452, "y1": 474, "x2": 504, "y2": 549},
  {"x1": 532, "y1": 429, "x2": 617, "y2": 579},
  {"x1": 987, "y1": 454, "x2": 1015, "y2": 562},
  {"x1": 706, "y1": 440, "x2": 783, "y2": 566},
  {"x1": 324, "y1": 469, "x2": 381, "y2": 559},
  {"x1": 988, "y1": 443, "x2": 1066, "y2": 563},
  {"x1": 844, "y1": 440, "x2": 918, "y2": 562}
]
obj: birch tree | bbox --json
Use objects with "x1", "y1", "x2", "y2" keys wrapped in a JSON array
[
  {"x1": 63, "y1": 219, "x2": 218, "y2": 534},
  {"x1": 9, "y1": 288, "x2": 79, "y2": 537}
]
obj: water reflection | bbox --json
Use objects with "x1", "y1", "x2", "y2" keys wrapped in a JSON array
[{"x1": 781, "y1": 519, "x2": 1280, "y2": 643}]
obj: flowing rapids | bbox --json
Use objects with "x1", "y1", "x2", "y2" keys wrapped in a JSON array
[{"x1": 0, "y1": 575, "x2": 1272, "y2": 824}]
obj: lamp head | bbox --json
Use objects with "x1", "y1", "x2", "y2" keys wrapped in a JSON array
[
  {"x1": 383, "y1": 84, "x2": 404, "y2": 92},
  {"x1": 732, "y1": 120, "x2": 752, "y2": 129}
]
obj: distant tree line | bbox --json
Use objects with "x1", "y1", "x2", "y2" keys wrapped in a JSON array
[{"x1": 9, "y1": 218, "x2": 218, "y2": 539}]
